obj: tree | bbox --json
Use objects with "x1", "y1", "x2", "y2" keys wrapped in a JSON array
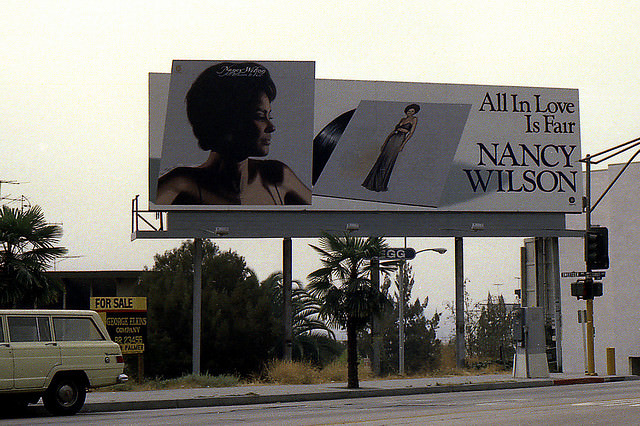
[
  {"x1": 138, "y1": 240, "x2": 280, "y2": 378},
  {"x1": 386, "y1": 264, "x2": 441, "y2": 373},
  {"x1": 362, "y1": 264, "x2": 441, "y2": 374},
  {"x1": 307, "y1": 231, "x2": 395, "y2": 388},
  {"x1": 0, "y1": 205, "x2": 66, "y2": 307},
  {"x1": 468, "y1": 293, "x2": 514, "y2": 365},
  {"x1": 444, "y1": 288, "x2": 479, "y2": 363},
  {"x1": 261, "y1": 272, "x2": 340, "y2": 365}
]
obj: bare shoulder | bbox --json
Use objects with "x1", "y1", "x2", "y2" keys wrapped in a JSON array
[
  {"x1": 254, "y1": 160, "x2": 302, "y2": 184},
  {"x1": 279, "y1": 163, "x2": 311, "y2": 204},
  {"x1": 253, "y1": 160, "x2": 311, "y2": 205},
  {"x1": 156, "y1": 167, "x2": 201, "y2": 204}
]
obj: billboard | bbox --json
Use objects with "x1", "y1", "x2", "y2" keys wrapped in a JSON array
[
  {"x1": 149, "y1": 64, "x2": 582, "y2": 213},
  {"x1": 152, "y1": 60, "x2": 315, "y2": 208},
  {"x1": 312, "y1": 80, "x2": 582, "y2": 212}
]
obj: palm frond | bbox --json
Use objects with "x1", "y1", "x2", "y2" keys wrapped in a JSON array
[{"x1": 0, "y1": 205, "x2": 66, "y2": 307}]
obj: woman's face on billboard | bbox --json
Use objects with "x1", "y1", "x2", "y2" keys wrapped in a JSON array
[{"x1": 234, "y1": 92, "x2": 275, "y2": 159}]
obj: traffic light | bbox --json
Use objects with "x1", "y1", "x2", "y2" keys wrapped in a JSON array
[
  {"x1": 585, "y1": 226, "x2": 609, "y2": 270},
  {"x1": 592, "y1": 280, "x2": 603, "y2": 297},
  {"x1": 571, "y1": 278, "x2": 603, "y2": 299}
]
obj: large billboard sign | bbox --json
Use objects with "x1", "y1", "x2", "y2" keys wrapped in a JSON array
[
  {"x1": 149, "y1": 61, "x2": 582, "y2": 213},
  {"x1": 312, "y1": 80, "x2": 582, "y2": 212},
  {"x1": 151, "y1": 60, "x2": 315, "y2": 208}
]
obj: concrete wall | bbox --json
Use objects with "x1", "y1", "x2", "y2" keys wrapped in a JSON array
[{"x1": 560, "y1": 162, "x2": 640, "y2": 375}]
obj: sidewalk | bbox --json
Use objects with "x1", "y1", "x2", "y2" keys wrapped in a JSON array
[{"x1": 74, "y1": 373, "x2": 640, "y2": 414}]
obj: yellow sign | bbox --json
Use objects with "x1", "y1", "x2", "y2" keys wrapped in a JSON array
[
  {"x1": 90, "y1": 297, "x2": 147, "y2": 355},
  {"x1": 90, "y1": 297, "x2": 147, "y2": 311}
]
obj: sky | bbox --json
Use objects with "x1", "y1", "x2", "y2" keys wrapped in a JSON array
[{"x1": 2, "y1": 1, "x2": 639, "y2": 338}]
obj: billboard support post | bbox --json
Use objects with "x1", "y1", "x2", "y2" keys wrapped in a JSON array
[
  {"x1": 283, "y1": 237, "x2": 293, "y2": 361},
  {"x1": 371, "y1": 258, "x2": 381, "y2": 376},
  {"x1": 192, "y1": 238, "x2": 202, "y2": 376},
  {"x1": 455, "y1": 237, "x2": 465, "y2": 369}
]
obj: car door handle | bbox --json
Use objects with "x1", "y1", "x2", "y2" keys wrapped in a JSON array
[{"x1": 45, "y1": 342, "x2": 58, "y2": 346}]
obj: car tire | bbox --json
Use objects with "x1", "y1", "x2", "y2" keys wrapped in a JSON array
[{"x1": 42, "y1": 376, "x2": 86, "y2": 416}]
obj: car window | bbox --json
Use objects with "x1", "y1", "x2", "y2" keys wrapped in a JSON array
[
  {"x1": 53, "y1": 317, "x2": 105, "y2": 341},
  {"x1": 8, "y1": 316, "x2": 39, "y2": 342},
  {"x1": 0, "y1": 318, "x2": 4, "y2": 342},
  {"x1": 38, "y1": 317, "x2": 52, "y2": 341},
  {"x1": 7, "y1": 316, "x2": 53, "y2": 342}
]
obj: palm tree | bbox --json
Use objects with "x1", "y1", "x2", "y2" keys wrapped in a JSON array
[
  {"x1": 0, "y1": 205, "x2": 67, "y2": 307},
  {"x1": 307, "y1": 231, "x2": 396, "y2": 388},
  {"x1": 262, "y1": 272, "x2": 335, "y2": 342},
  {"x1": 261, "y1": 272, "x2": 336, "y2": 362}
]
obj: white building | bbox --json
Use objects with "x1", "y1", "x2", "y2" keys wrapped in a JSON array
[{"x1": 559, "y1": 162, "x2": 640, "y2": 375}]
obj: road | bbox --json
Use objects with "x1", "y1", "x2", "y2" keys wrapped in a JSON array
[{"x1": 3, "y1": 380, "x2": 640, "y2": 425}]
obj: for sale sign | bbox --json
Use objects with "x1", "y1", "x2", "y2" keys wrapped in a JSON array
[{"x1": 91, "y1": 297, "x2": 147, "y2": 355}]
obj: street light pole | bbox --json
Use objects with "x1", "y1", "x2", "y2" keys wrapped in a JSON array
[
  {"x1": 398, "y1": 240, "x2": 447, "y2": 375},
  {"x1": 399, "y1": 260, "x2": 406, "y2": 375}
]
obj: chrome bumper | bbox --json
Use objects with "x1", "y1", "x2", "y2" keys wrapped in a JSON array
[{"x1": 117, "y1": 374, "x2": 129, "y2": 383}]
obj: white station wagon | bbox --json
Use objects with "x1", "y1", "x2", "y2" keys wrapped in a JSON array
[{"x1": 0, "y1": 309, "x2": 128, "y2": 415}]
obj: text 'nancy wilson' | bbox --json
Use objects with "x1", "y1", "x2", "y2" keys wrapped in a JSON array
[{"x1": 463, "y1": 142, "x2": 578, "y2": 193}]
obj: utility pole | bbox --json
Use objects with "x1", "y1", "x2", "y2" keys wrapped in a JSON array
[{"x1": 584, "y1": 156, "x2": 596, "y2": 376}]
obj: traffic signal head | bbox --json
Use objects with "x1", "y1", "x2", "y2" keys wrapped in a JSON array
[
  {"x1": 585, "y1": 226, "x2": 609, "y2": 270},
  {"x1": 571, "y1": 278, "x2": 603, "y2": 299},
  {"x1": 592, "y1": 280, "x2": 603, "y2": 297},
  {"x1": 571, "y1": 280, "x2": 583, "y2": 298}
]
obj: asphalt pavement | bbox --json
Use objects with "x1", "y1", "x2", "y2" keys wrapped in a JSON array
[{"x1": 70, "y1": 372, "x2": 640, "y2": 414}]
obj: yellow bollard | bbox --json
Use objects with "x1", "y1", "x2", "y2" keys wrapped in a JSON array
[{"x1": 606, "y1": 347, "x2": 616, "y2": 375}]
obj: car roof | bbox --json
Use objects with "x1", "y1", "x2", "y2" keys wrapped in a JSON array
[{"x1": 0, "y1": 309, "x2": 98, "y2": 316}]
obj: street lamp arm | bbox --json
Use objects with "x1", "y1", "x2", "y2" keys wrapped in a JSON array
[{"x1": 414, "y1": 247, "x2": 447, "y2": 255}]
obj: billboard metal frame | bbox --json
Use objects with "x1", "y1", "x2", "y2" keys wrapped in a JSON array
[{"x1": 132, "y1": 196, "x2": 583, "y2": 240}]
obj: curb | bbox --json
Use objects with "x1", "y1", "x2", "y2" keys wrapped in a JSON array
[
  {"x1": 552, "y1": 375, "x2": 640, "y2": 386},
  {"x1": 83, "y1": 380, "x2": 553, "y2": 413},
  {"x1": 78, "y1": 375, "x2": 639, "y2": 414}
]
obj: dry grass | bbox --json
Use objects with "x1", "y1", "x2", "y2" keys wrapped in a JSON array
[
  {"x1": 432, "y1": 342, "x2": 511, "y2": 376},
  {"x1": 265, "y1": 358, "x2": 374, "y2": 385},
  {"x1": 266, "y1": 360, "x2": 321, "y2": 384},
  {"x1": 100, "y1": 348, "x2": 509, "y2": 392}
]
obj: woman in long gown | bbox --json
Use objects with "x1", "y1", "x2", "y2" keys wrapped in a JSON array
[{"x1": 362, "y1": 104, "x2": 420, "y2": 192}]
